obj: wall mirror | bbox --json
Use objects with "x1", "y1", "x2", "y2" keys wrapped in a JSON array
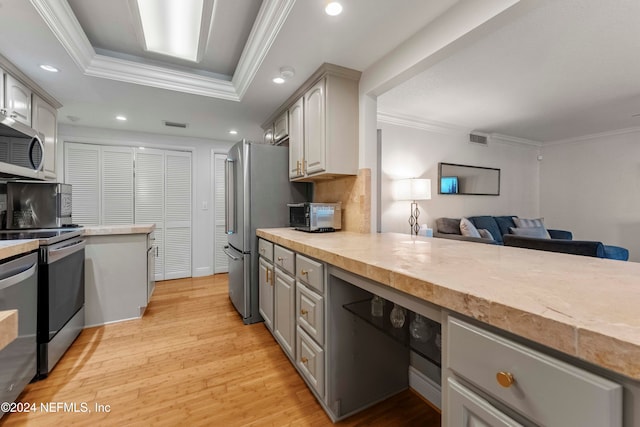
[{"x1": 438, "y1": 162, "x2": 500, "y2": 196}]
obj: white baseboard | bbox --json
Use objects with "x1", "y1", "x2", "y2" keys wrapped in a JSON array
[
  {"x1": 194, "y1": 266, "x2": 212, "y2": 277},
  {"x1": 409, "y1": 366, "x2": 442, "y2": 410}
]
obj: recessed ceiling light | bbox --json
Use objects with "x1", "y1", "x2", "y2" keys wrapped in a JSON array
[
  {"x1": 272, "y1": 66, "x2": 295, "y2": 85},
  {"x1": 139, "y1": 147, "x2": 146, "y2": 150},
  {"x1": 229, "y1": 130, "x2": 238, "y2": 135},
  {"x1": 116, "y1": 115, "x2": 127, "y2": 121},
  {"x1": 325, "y1": 2, "x2": 343, "y2": 16},
  {"x1": 40, "y1": 64, "x2": 59, "y2": 72}
]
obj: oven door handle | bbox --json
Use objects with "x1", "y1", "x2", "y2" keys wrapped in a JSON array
[
  {"x1": 48, "y1": 239, "x2": 86, "y2": 264},
  {"x1": 0, "y1": 262, "x2": 37, "y2": 291}
]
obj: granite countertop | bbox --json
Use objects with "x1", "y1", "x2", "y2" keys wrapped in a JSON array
[
  {"x1": 82, "y1": 224, "x2": 156, "y2": 236},
  {"x1": 257, "y1": 228, "x2": 640, "y2": 381},
  {"x1": 0, "y1": 239, "x2": 39, "y2": 262}
]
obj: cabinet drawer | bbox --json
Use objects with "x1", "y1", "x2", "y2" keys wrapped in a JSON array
[
  {"x1": 296, "y1": 282, "x2": 324, "y2": 346},
  {"x1": 447, "y1": 317, "x2": 622, "y2": 427},
  {"x1": 296, "y1": 326, "x2": 325, "y2": 397},
  {"x1": 296, "y1": 254, "x2": 324, "y2": 293},
  {"x1": 274, "y1": 245, "x2": 294, "y2": 275},
  {"x1": 447, "y1": 378, "x2": 522, "y2": 427},
  {"x1": 258, "y1": 239, "x2": 273, "y2": 262}
]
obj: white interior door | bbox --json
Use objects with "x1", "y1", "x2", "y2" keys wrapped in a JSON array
[
  {"x1": 101, "y1": 146, "x2": 134, "y2": 224},
  {"x1": 65, "y1": 142, "x2": 100, "y2": 225},
  {"x1": 213, "y1": 153, "x2": 228, "y2": 273},
  {"x1": 135, "y1": 148, "x2": 165, "y2": 281},
  {"x1": 164, "y1": 151, "x2": 192, "y2": 280}
]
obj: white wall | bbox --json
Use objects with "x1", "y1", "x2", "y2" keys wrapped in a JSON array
[
  {"x1": 540, "y1": 128, "x2": 640, "y2": 262},
  {"x1": 58, "y1": 124, "x2": 235, "y2": 277},
  {"x1": 379, "y1": 120, "x2": 541, "y2": 234}
]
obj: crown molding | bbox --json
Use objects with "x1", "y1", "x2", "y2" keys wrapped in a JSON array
[
  {"x1": 86, "y1": 54, "x2": 238, "y2": 100},
  {"x1": 489, "y1": 133, "x2": 542, "y2": 147},
  {"x1": 233, "y1": 0, "x2": 297, "y2": 100},
  {"x1": 30, "y1": 0, "x2": 294, "y2": 101},
  {"x1": 377, "y1": 111, "x2": 469, "y2": 135},
  {"x1": 377, "y1": 112, "x2": 542, "y2": 147},
  {"x1": 544, "y1": 126, "x2": 640, "y2": 147}
]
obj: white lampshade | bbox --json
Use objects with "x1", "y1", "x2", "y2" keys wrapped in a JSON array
[{"x1": 394, "y1": 178, "x2": 431, "y2": 201}]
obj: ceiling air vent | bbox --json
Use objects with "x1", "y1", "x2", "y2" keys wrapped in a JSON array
[
  {"x1": 163, "y1": 120, "x2": 188, "y2": 129},
  {"x1": 469, "y1": 133, "x2": 489, "y2": 146}
]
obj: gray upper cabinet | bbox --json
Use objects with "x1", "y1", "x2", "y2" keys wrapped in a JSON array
[
  {"x1": 4, "y1": 74, "x2": 32, "y2": 127},
  {"x1": 0, "y1": 68, "x2": 4, "y2": 110},
  {"x1": 32, "y1": 95, "x2": 57, "y2": 179},
  {"x1": 262, "y1": 64, "x2": 361, "y2": 182},
  {"x1": 288, "y1": 98, "x2": 304, "y2": 179},
  {"x1": 273, "y1": 110, "x2": 288, "y2": 143}
]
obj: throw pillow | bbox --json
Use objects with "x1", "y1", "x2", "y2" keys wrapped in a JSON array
[
  {"x1": 513, "y1": 217, "x2": 545, "y2": 228},
  {"x1": 509, "y1": 226, "x2": 551, "y2": 239},
  {"x1": 478, "y1": 228, "x2": 494, "y2": 240},
  {"x1": 460, "y1": 218, "x2": 481, "y2": 238}
]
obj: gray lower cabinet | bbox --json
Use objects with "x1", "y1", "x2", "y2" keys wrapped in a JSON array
[
  {"x1": 446, "y1": 316, "x2": 623, "y2": 427},
  {"x1": 258, "y1": 257, "x2": 274, "y2": 330},
  {"x1": 274, "y1": 267, "x2": 295, "y2": 359},
  {"x1": 447, "y1": 377, "x2": 522, "y2": 426}
]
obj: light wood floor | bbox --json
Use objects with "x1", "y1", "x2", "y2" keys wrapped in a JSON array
[{"x1": 1, "y1": 275, "x2": 440, "y2": 426}]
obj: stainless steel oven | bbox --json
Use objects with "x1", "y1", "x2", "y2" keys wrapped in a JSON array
[{"x1": 37, "y1": 233, "x2": 85, "y2": 376}]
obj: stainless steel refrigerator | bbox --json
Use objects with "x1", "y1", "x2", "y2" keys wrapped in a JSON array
[{"x1": 224, "y1": 140, "x2": 309, "y2": 324}]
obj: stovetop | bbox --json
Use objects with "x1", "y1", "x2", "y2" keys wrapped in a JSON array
[{"x1": 0, "y1": 228, "x2": 84, "y2": 245}]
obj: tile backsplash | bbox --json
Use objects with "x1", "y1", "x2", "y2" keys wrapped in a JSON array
[{"x1": 314, "y1": 168, "x2": 371, "y2": 233}]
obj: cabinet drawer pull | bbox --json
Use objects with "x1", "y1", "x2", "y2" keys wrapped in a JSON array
[
  {"x1": 300, "y1": 309, "x2": 308, "y2": 316},
  {"x1": 496, "y1": 371, "x2": 515, "y2": 388},
  {"x1": 301, "y1": 269, "x2": 311, "y2": 275},
  {"x1": 277, "y1": 256, "x2": 285, "y2": 262},
  {"x1": 259, "y1": 247, "x2": 265, "y2": 253},
  {"x1": 301, "y1": 357, "x2": 308, "y2": 364}
]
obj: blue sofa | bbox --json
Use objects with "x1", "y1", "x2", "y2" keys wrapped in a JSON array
[{"x1": 434, "y1": 215, "x2": 629, "y2": 261}]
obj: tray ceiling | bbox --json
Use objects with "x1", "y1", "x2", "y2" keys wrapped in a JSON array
[{"x1": 67, "y1": 0, "x2": 262, "y2": 78}]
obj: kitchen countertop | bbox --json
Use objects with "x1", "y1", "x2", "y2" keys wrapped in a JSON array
[
  {"x1": 0, "y1": 310, "x2": 18, "y2": 352},
  {"x1": 0, "y1": 239, "x2": 39, "y2": 261},
  {"x1": 257, "y1": 228, "x2": 640, "y2": 380},
  {"x1": 82, "y1": 224, "x2": 156, "y2": 236}
]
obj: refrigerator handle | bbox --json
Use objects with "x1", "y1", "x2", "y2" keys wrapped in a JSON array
[{"x1": 225, "y1": 158, "x2": 236, "y2": 234}]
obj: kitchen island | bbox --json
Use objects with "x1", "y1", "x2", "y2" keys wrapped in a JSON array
[
  {"x1": 257, "y1": 228, "x2": 640, "y2": 426},
  {"x1": 83, "y1": 224, "x2": 156, "y2": 326}
]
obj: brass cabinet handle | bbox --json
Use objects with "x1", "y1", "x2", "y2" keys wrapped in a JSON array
[
  {"x1": 259, "y1": 247, "x2": 265, "y2": 253},
  {"x1": 301, "y1": 269, "x2": 311, "y2": 275},
  {"x1": 496, "y1": 371, "x2": 515, "y2": 388},
  {"x1": 266, "y1": 269, "x2": 273, "y2": 286},
  {"x1": 277, "y1": 256, "x2": 285, "y2": 262},
  {"x1": 301, "y1": 357, "x2": 308, "y2": 364},
  {"x1": 300, "y1": 309, "x2": 308, "y2": 316}
]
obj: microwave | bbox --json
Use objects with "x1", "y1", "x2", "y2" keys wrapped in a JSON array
[
  {"x1": 6, "y1": 181, "x2": 72, "y2": 229},
  {"x1": 0, "y1": 109, "x2": 45, "y2": 179},
  {"x1": 288, "y1": 202, "x2": 341, "y2": 232}
]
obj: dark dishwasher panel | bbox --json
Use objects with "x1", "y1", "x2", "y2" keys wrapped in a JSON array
[{"x1": 0, "y1": 252, "x2": 38, "y2": 418}]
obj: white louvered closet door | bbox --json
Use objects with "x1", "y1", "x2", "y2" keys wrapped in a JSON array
[
  {"x1": 65, "y1": 143, "x2": 100, "y2": 225},
  {"x1": 101, "y1": 146, "x2": 134, "y2": 224},
  {"x1": 213, "y1": 153, "x2": 228, "y2": 273},
  {"x1": 134, "y1": 148, "x2": 165, "y2": 281},
  {"x1": 164, "y1": 151, "x2": 192, "y2": 280}
]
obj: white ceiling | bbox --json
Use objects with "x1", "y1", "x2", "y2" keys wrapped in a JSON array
[
  {"x1": 0, "y1": 0, "x2": 458, "y2": 142},
  {"x1": 378, "y1": 0, "x2": 640, "y2": 143},
  {"x1": 3, "y1": 0, "x2": 634, "y2": 145}
]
